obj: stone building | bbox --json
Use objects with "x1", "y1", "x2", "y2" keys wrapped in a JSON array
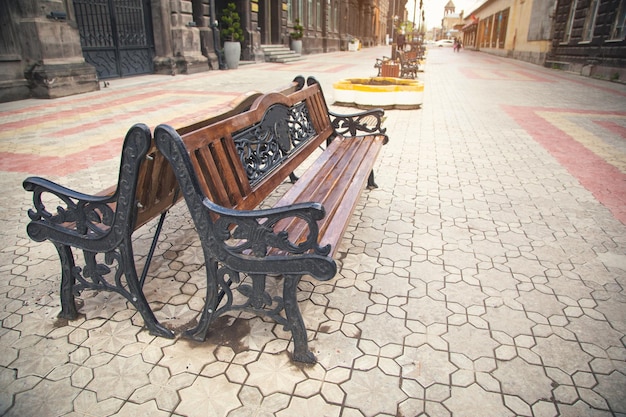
[
  {"x1": 461, "y1": 0, "x2": 557, "y2": 65},
  {"x1": 439, "y1": 0, "x2": 463, "y2": 40},
  {"x1": 549, "y1": 0, "x2": 626, "y2": 80},
  {"x1": 1, "y1": 0, "x2": 401, "y2": 103},
  {"x1": 460, "y1": 0, "x2": 626, "y2": 80}
]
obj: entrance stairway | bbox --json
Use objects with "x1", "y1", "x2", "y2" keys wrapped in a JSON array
[{"x1": 261, "y1": 44, "x2": 304, "y2": 63}]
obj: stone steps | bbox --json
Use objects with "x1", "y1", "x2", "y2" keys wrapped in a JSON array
[{"x1": 261, "y1": 44, "x2": 304, "y2": 63}]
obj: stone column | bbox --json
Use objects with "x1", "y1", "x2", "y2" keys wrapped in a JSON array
[
  {"x1": 19, "y1": 0, "x2": 98, "y2": 99},
  {"x1": 152, "y1": 0, "x2": 209, "y2": 75},
  {"x1": 194, "y1": 0, "x2": 219, "y2": 70}
]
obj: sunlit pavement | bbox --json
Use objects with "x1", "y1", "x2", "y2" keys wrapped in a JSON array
[{"x1": 1, "y1": 46, "x2": 625, "y2": 416}]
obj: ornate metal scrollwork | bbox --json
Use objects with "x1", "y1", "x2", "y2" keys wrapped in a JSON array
[
  {"x1": 155, "y1": 123, "x2": 337, "y2": 362},
  {"x1": 23, "y1": 124, "x2": 174, "y2": 339},
  {"x1": 233, "y1": 102, "x2": 317, "y2": 185},
  {"x1": 329, "y1": 109, "x2": 389, "y2": 143}
]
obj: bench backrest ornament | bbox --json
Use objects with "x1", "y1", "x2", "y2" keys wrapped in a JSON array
[{"x1": 233, "y1": 102, "x2": 316, "y2": 185}]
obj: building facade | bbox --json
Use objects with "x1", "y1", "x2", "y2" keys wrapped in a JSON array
[
  {"x1": 0, "y1": 0, "x2": 398, "y2": 103},
  {"x1": 549, "y1": 0, "x2": 626, "y2": 80},
  {"x1": 461, "y1": 0, "x2": 555, "y2": 65},
  {"x1": 460, "y1": 0, "x2": 626, "y2": 80}
]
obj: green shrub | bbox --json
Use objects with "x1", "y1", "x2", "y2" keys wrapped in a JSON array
[
  {"x1": 291, "y1": 18, "x2": 304, "y2": 40},
  {"x1": 220, "y1": 3, "x2": 244, "y2": 42}
]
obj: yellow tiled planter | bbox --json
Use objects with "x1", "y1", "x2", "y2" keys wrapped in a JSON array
[{"x1": 332, "y1": 77, "x2": 424, "y2": 110}]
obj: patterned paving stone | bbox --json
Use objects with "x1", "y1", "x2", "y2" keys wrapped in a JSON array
[
  {"x1": 1, "y1": 46, "x2": 625, "y2": 416},
  {"x1": 341, "y1": 367, "x2": 408, "y2": 415}
]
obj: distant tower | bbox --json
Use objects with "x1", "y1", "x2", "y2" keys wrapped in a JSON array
[{"x1": 444, "y1": 0, "x2": 456, "y2": 15}]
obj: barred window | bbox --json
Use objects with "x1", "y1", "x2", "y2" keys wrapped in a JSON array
[{"x1": 317, "y1": 0, "x2": 322, "y2": 28}]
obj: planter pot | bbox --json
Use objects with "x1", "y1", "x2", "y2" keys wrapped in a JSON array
[
  {"x1": 348, "y1": 41, "x2": 359, "y2": 51},
  {"x1": 223, "y1": 41, "x2": 241, "y2": 69},
  {"x1": 291, "y1": 39, "x2": 303, "y2": 54}
]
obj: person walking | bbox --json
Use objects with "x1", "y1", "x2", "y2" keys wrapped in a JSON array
[{"x1": 453, "y1": 38, "x2": 462, "y2": 52}]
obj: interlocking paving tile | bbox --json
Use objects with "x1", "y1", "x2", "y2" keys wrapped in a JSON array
[{"x1": 1, "y1": 46, "x2": 625, "y2": 416}]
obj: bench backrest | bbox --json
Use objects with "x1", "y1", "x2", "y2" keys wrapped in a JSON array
[
  {"x1": 131, "y1": 78, "x2": 306, "y2": 229},
  {"x1": 176, "y1": 78, "x2": 335, "y2": 212}
]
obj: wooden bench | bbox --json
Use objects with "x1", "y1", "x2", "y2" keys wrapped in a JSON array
[
  {"x1": 154, "y1": 76, "x2": 388, "y2": 362},
  {"x1": 374, "y1": 55, "x2": 392, "y2": 76},
  {"x1": 22, "y1": 79, "x2": 306, "y2": 339},
  {"x1": 398, "y1": 51, "x2": 419, "y2": 79}
]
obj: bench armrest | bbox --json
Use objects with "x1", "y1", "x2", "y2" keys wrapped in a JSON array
[
  {"x1": 23, "y1": 176, "x2": 117, "y2": 239},
  {"x1": 374, "y1": 56, "x2": 391, "y2": 67},
  {"x1": 201, "y1": 197, "x2": 331, "y2": 257},
  {"x1": 329, "y1": 109, "x2": 389, "y2": 143}
]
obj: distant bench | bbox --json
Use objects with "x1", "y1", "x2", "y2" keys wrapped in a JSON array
[
  {"x1": 24, "y1": 75, "x2": 388, "y2": 363},
  {"x1": 22, "y1": 80, "x2": 303, "y2": 339}
]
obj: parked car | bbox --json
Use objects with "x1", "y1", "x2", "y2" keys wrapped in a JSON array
[{"x1": 435, "y1": 39, "x2": 454, "y2": 47}]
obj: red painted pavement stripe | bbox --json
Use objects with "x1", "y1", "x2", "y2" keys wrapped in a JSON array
[
  {"x1": 503, "y1": 105, "x2": 626, "y2": 225},
  {"x1": 1, "y1": 136, "x2": 124, "y2": 176},
  {"x1": 594, "y1": 120, "x2": 626, "y2": 139},
  {"x1": 51, "y1": 99, "x2": 189, "y2": 137}
]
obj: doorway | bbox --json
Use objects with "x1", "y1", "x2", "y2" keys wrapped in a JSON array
[
  {"x1": 259, "y1": 0, "x2": 282, "y2": 44},
  {"x1": 73, "y1": 0, "x2": 154, "y2": 79}
]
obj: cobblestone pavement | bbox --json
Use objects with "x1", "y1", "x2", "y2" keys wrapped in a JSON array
[{"x1": 1, "y1": 46, "x2": 625, "y2": 417}]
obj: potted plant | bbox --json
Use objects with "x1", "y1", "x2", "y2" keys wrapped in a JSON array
[
  {"x1": 290, "y1": 18, "x2": 304, "y2": 54},
  {"x1": 348, "y1": 36, "x2": 360, "y2": 52},
  {"x1": 220, "y1": 3, "x2": 244, "y2": 69}
]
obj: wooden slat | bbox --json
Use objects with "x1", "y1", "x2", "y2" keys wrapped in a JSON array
[
  {"x1": 194, "y1": 146, "x2": 233, "y2": 207},
  {"x1": 272, "y1": 135, "x2": 386, "y2": 255}
]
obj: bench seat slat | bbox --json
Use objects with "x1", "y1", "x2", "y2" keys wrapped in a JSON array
[{"x1": 274, "y1": 134, "x2": 386, "y2": 255}]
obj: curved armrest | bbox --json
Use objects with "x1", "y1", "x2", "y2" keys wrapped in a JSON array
[
  {"x1": 328, "y1": 109, "x2": 389, "y2": 143},
  {"x1": 202, "y1": 197, "x2": 331, "y2": 257},
  {"x1": 23, "y1": 176, "x2": 117, "y2": 237},
  {"x1": 374, "y1": 56, "x2": 391, "y2": 66}
]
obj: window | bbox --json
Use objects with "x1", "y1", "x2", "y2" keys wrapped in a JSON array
[
  {"x1": 581, "y1": 0, "x2": 599, "y2": 42},
  {"x1": 611, "y1": 0, "x2": 626, "y2": 40},
  {"x1": 287, "y1": 0, "x2": 293, "y2": 23},
  {"x1": 481, "y1": 19, "x2": 490, "y2": 48},
  {"x1": 498, "y1": 8, "x2": 509, "y2": 48},
  {"x1": 317, "y1": 0, "x2": 321, "y2": 28},
  {"x1": 563, "y1": 0, "x2": 578, "y2": 42},
  {"x1": 491, "y1": 14, "x2": 498, "y2": 47},
  {"x1": 308, "y1": 0, "x2": 313, "y2": 27}
]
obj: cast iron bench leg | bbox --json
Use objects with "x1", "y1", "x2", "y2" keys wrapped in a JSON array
[
  {"x1": 284, "y1": 274, "x2": 316, "y2": 363},
  {"x1": 119, "y1": 245, "x2": 174, "y2": 339},
  {"x1": 184, "y1": 260, "x2": 220, "y2": 342},
  {"x1": 367, "y1": 170, "x2": 378, "y2": 189},
  {"x1": 55, "y1": 243, "x2": 79, "y2": 320}
]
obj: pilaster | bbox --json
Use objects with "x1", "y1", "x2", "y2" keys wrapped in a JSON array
[
  {"x1": 5, "y1": 0, "x2": 98, "y2": 100},
  {"x1": 152, "y1": 0, "x2": 209, "y2": 75}
]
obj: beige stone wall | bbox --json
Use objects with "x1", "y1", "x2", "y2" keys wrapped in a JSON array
[{"x1": 465, "y1": 0, "x2": 553, "y2": 65}]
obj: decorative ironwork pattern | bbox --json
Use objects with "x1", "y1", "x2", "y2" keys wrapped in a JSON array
[
  {"x1": 154, "y1": 123, "x2": 337, "y2": 363},
  {"x1": 23, "y1": 124, "x2": 173, "y2": 339},
  {"x1": 233, "y1": 102, "x2": 317, "y2": 185},
  {"x1": 330, "y1": 109, "x2": 389, "y2": 142},
  {"x1": 73, "y1": 0, "x2": 153, "y2": 78}
]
